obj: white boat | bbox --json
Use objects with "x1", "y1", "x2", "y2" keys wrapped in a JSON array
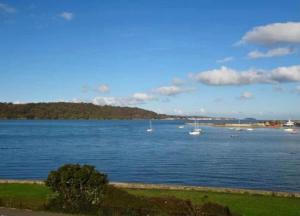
[
  {"x1": 284, "y1": 120, "x2": 295, "y2": 127},
  {"x1": 189, "y1": 131, "x2": 201, "y2": 135},
  {"x1": 189, "y1": 120, "x2": 201, "y2": 135},
  {"x1": 178, "y1": 125, "x2": 185, "y2": 129},
  {"x1": 235, "y1": 119, "x2": 245, "y2": 131},
  {"x1": 247, "y1": 128, "x2": 254, "y2": 131},
  {"x1": 146, "y1": 120, "x2": 153, "y2": 132}
]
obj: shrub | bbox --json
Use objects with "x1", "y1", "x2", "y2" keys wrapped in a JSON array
[
  {"x1": 45, "y1": 164, "x2": 108, "y2": 214},
  {"x1": 195, "y1": 202, "x2": 240, "y2": 216}
]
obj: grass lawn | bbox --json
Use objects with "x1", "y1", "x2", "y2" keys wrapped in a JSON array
[
  {"x1": 0, "y1": 183, "x2": 52, "y2": 210},
  {"x1": 0, "y1": 183, "x2": 300, "y2": 216},
  {"x1": 126, "y1": 188, "x2": 300, "y2": 216}
]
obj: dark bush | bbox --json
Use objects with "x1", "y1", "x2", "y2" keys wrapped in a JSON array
[
  {"x1": 44, "y1": 164, "x2": 240, "y2": 216},
  {"x1": 45, "y1": 164, "x2": 108, "y2": 214},
  {"x1": 150, "y1": 196, "x2": 195, "y2": 215},
  {"x1": 195, "y1": 202, "x2": 240, "y2": 216}
]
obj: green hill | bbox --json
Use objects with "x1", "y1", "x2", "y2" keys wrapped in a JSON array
[{"x1": 0, "y1": 102, "x2": 168, "y2": 120}]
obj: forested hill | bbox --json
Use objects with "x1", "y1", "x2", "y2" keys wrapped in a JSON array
[{"x1": 0, "y1": 102, "x2": 168, "y2": 120}]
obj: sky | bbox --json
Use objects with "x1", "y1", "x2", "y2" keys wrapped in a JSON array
[{"x1": 0, "y1": 0, "x2": 300, "y2": 119}]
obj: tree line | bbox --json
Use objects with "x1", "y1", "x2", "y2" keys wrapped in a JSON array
[{"x1": 0, "y1": 102, "x2": 168, "y2": 120}]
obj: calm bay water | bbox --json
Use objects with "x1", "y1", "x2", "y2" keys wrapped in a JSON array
[{"x1": 0, "y1": 120, "x2": 299, "y2": 192}]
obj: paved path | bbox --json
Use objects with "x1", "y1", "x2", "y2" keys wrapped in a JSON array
[{"x1": 0, "y1": 208, "x2": 82, "y2": 216}]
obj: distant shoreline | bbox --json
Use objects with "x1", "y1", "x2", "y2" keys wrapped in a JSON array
[{"x1": 1, "y1": 179, "x2": 299, "y2": 198}]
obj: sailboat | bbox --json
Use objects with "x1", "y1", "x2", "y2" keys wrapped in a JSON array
[
  {"x1": 235, "y1": 119, "x2": 244, "y2": 131},
  {"x1": 189, "y1": 120, "x2": 201, "y2": 135},
  {"x1": 146, "y1": 120, "x2": 153, "y2": 132},
  {"x1": 283, "y1": 119, "x2": 296, "y2": 133}
]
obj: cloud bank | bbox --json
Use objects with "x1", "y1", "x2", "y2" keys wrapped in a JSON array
[
  {"x1": 192, "y1": 65, "x2": 300, "y2": 86},
  {"x1": 153, "y1": 85, "x2": 194, "y2": 96},
  {"x1": 172, "y1": 78, "x2": 184, "y2": 86},
  {"x1": 248, "y1": 47, "x2": 294, "y2": 59},
  {"x1": 240, "y1": 22, "x2": 300, "y2": 45},
  {"x1": 92, "y1": 92, "x2": 155, "y2": 106}
]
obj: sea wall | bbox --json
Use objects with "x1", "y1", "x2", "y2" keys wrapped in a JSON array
[{"x1": 0, "y1": 179, "x2": 299, "y2": 198}]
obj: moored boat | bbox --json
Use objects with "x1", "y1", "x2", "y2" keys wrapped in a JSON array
[
  {"x1": 189, "y1": 120, "x2": 202, "y2": 135},
  {"x1": 284, "y1": 120, "x2": 295, "y2": 127},
  {"x1": 189, "y1": 130, "x2": 201, "y2": 136},
  {"x1": 146, "y1": 120, "x2": 153, "y2": 132}
]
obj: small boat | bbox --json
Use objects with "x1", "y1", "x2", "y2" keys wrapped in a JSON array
[
  {"x1": 146, "y1": 120, "x2": 153, "y2": 132},
  {"x1": 178, "y1": 125, "x2": 185, "y2": 129},
  {"x1": 189, "y1": 131, "x2": 201, "y2": 136},
  {"x1": 235, "y1": 119, "x2": 245, "y2": 131},
  {"x1": 235, "y1": 128, "x2": 245, "y2": 131},
  {"x1": 247, "y1": 128, "x2": 254, "y2": 131},
  {"x1": 189, "y1": 120, "x2": 201, "y2": 136},
  {"x1": 284, "y1": 120, "x2": 295, "y2": 127}
]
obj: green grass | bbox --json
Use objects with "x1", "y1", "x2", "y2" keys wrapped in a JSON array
[
  {"x1": 126, "y1": 188, "x2": 300, "y2": 216},
  {"x1": 0, "y1": 183, "x2": 300, "y2": 216},
  {"x1": 0, "y1": 183, "x2": 52, "y2": 210}
]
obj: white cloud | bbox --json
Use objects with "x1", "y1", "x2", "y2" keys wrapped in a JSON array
[
  {"x1": 0, "y1": 3, "x2": 16, "y2": 13},
  {"x1": 238, "y1": 92, "x2": 254, "y2": 100},
  {"x1": 216, "y1": 57, "x2": 234, "y2": 63},
  {"x1": 239, "y1": 22, "x2": 300, "y2": 45},
  {"x1": 70, "y1": 98, "x2": 85, "y2": 103},
  {"x1": 172, "y1": 78, "x2": 184, "y2": 86},
  {"x1": 132, "y1": 92, "x2": 155, "y2": 101},
  {"x1": 59, "y1": 11, "x2": 74, "y2": 21},
  {"x1": 98, "y1": 84, "x2": 110, "y2": 93},
  {"x1": 92, "y1": 97, "x2": 122, "y2": 106},
  {"x1": 153, "y1": 85, "x2": 194, "y2": 96},
  {"x1": 57, "y1": 98, "x2": 87, "y2": 103},
  {"x1": 248, "y1": 47, "x2": 294, "y2": 59},
  {"x1": 13, "y1": 101, "x2": 25, "y2": 104},
  {"x1": 192, "y1": 65, "x2": 300, "y2": 86},
  {"x1": 199, "y1": 108, "x2": 206, "y2": 113},
  {"x1": 173, "y1": 108, "x2": 183, "y2": 115},
  {"x1": 92, "y1": 92, "x2": 155, "y2": 106},
  {"x1": 271, "y1": 65, "x2": 300, "y2": 82},
  {"x1": 192, "y1": 66, "x2": 267, "y2": 85}
]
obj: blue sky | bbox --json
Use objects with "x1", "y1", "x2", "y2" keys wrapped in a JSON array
[{"x1": 1, "y1": 0, "x2": 300, "y2": 119}]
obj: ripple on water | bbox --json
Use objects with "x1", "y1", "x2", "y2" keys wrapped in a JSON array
[{"x1": 0, "y1": 120, "x2": 300, "y2": 192}]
